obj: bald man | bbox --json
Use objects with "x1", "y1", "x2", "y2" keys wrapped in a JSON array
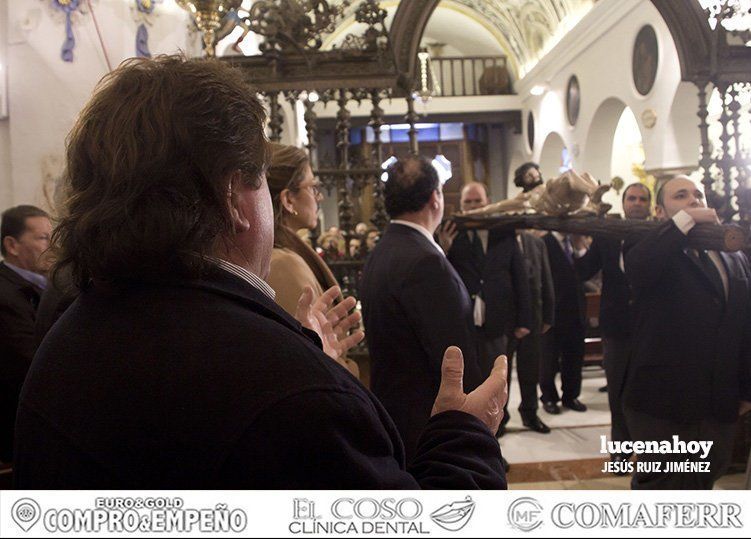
[
  {"x1": 623, "y1": 175, "x2": 751, "y2": 489},
  {"x1": 440, "y1": 182, "x2": 537, "y2": 435}
]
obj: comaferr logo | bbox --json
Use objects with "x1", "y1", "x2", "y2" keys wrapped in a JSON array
[
  {"x1": 551, "y1": 502, "x2": 743, "y2": 529},
  {"x1": 430, "y1": 497, "x2": 476, "y2": 531}
]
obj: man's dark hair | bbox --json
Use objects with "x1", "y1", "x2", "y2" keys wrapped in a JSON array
[
  {"x1": 655, "y1": 180, "x2": 669, "y2": 207},
  {"x1": 513, "y1": 162, "x2": 543, "y2": 191},
  {"x1": 53, "y1": 55, "x2": 269, "y2": 288},
  {"x1": 1, "y1": 205, "x2": 49, "y2": 257},
  {"x1": 384, "y1": 156, "x2": 440, "y2": 218},
  {"x1": 622, "y1": 182, "x2": 652, "y2": 205}
]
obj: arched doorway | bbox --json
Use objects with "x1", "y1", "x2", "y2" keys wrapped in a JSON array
[
  {"x1": 583, "y1": 98, "x2": 644, "y2": 215},
  {"x1": 539, "y1": 131, "x2": 567, "y2": 179},
  {"x1": 610, "y1": 107, "x2": 645, "y2": 214}
]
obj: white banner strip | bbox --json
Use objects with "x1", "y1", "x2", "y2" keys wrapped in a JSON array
[{"x1": 1, "y1": 490, "x2": 750, "y2": 538}]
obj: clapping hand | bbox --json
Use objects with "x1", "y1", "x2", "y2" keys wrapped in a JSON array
[
  {"x1": 431, "y1": 346, "x2": 508, "y2": 433},
  {"x1": 437, "y1": 220, "x2": 458, "y2": 253},
  {"x1": 295, "y1": 285, "x2": 365, "y2": 361}
]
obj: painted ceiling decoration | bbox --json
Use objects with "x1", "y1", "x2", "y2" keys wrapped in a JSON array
[
  {"x1": 327, "y1": 0, "x2": 594, "y2": 78},
  {"x1": 447, "y1": 0, "x2": 594, "y2": 76}
]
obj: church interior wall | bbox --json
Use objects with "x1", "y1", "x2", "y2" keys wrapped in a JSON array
[
  {"x1": 509, "y1": 0, "x2": 696, "y2": 214},
  {"x1": 0, "y1": 0, "x2": 194, "y2": 213},
  {"x1": 0, "y1": 1, "x2": 12, "y2": 212}
]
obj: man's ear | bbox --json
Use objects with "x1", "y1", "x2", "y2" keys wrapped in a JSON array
[
  {"x1": 654, "y1": 204, "x2": 665, "y2": 220},
  {"x1": 2, "y1": 236, "x2": 18, "y2": 257},
  {"x1": 430, "y1": 189, "x2": 441, "y2": 210},
  {"x1": 227, "y1": 171, "x2": 251, "y2": 233}
]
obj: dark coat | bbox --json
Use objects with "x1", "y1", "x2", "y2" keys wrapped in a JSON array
[
  {"x1": 575, "y1": 236, "x2": 633, "y2": 339},
  {"x1": 14, "y1": 267, "x2": 505, "y2": 488},
  {"x1": 543, "y1": 234, "x2": 586, "y2": 330},
  {"x1": 0, "y1": 262, "x2": 42, "y2": 462},
  {"x1": 518, "y1": 233, "x2": 555, "y2": 331},
  {"x1": 447, "y1": 229, "x2": 532, "y2": 337},
  {"x1": 624, "y1": 219, "x2": 751, "y2": 424},
  {"x1": 360, "y1": 223, "x2": 483, "y2": 462},
  {"x1": 34, "y1": 266, "x2": 77, "y2": 344}
]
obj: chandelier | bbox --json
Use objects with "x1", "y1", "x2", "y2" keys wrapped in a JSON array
[
  {"x1": 176, "y1": 0, "x2": 243, "y2": 57},
  {"x1": 177, "y1": 0, "x2": 361, "y2": 58}
]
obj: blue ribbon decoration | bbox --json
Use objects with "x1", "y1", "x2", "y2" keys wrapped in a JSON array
[
  {"x1": 53, "y1": 0, "x2": 80, "y2": 63},
  {"x1": 135, "y1": 0, "x2": 156, "y2": 58},
  {"x1": 136, "y1": 24, "x2": 150, "y2": 58}
]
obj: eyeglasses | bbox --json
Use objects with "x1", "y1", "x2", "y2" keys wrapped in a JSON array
[{"x1": 295, "y1": 183, "x2": 322, "y2": 197}]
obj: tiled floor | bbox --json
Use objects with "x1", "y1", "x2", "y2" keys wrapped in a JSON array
[{"x1": 500, "y1": 366, "x2": 749, "y2": 490}]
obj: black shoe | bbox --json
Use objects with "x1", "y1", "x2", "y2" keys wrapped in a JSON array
[
  {"x1": 598, "y1": 385, "x2": 608, "y2": 393},
  {"x1": 522, "y1": 415, "x2": 551, "y2": 434},
  {"x1": 542, "y1": 401, "x2": 561, "y2": 414},
  {"x1": 611, "y1": 454, "x2": 631, "y2": 476},
  {"x1": 562, "y1": 399, "x2": 587, "y2": 412},
  {"x1": 502, "y1": 456, "x2": 510, "y2": 473}
]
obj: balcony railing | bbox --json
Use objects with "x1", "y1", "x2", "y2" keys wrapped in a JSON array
[{"x1": 418, "y1": 55, "x2": 513, "y2": 98}]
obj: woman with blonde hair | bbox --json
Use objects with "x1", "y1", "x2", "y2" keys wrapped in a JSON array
[{"x1": 266, "y1": 143, "x2": 361, "y2": 378}]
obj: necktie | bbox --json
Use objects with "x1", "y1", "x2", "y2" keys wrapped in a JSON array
[
  {"x1": 471, "y1": 231, "x2": 485, "y2": 263},
  {"x1": 562, "y1": 235, "x2": 574, "y2": 265},
  {"x1": 697, "y1": 249, "x2": 725, "y2": 299}
]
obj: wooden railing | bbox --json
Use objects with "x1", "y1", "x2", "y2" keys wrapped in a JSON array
[{"x1": 417, "y1": 55, "x2": 513, "y2": 97}]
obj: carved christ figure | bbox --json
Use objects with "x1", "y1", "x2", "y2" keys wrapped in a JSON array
[{"x1": 462, "y1": 170, "x2": 611, "y2": 217}]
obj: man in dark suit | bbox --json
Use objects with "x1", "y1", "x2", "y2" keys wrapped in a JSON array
[
  {"x1": 14, "y1": 56, "x2": 508, "y2": 489},
  {"x1": 506, "y1": 231, "x2": 555, "y2": 433},
  {"x1": 624, "y1": 175, "x2": 751, "y2": 489},
  {"x1": 361, "y1": 158, "x2": 494, "y2": 462},
  {"x1": 0, "y1": 205, "x2": 52, "y2": 463},
  {"x1": 574, "y1": 183, "x2": 651, "y2": 471},
  {"x1": 541, "y1": 231, "x2": 588, "y2": 414},
  {"x1": 440, "y1": 182, "x2": 540, "y2": 433}
]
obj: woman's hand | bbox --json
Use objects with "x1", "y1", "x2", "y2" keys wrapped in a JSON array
[{"x1": 295, "y1": 285, "x2": 365, "y2": 361}]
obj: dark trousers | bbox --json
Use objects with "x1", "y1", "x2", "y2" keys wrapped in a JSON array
[
  {"x1": 476, "y1": 325, "x2": 507, "y2": 380},
  {"x1": 540, "y1": 324, "x2": 584, "y2": 403},
  {"x1": 602, "y1": 336, "x2": 632, "y2": 455},
  {"x1": 506, "y1": 331, "x2": 542, "y2": 419},
  {"x1": 624, "y1": 407, "x2": 735, "y2": 489}
]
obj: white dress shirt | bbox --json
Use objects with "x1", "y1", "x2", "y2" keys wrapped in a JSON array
[{"x1": 208, "y1": 256, "x2": 276, "y2": 300}]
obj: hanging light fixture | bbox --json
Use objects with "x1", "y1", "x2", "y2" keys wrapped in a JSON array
[{"x1": 176, "y1": 0, "x2": 243, "y2": 57}]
